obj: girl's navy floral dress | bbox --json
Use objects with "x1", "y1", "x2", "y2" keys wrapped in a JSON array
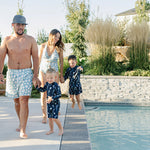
[
  {"x1": 36, "y1": 82, "x2": 61, "y2": 119},
  {"x1": 64, "y1": 65, "x2": 82, "y2": 95}
]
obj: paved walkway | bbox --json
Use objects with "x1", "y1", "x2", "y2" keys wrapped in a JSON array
[{"x1": 0, "y1": 96, "x2": 91, "y2": 150}]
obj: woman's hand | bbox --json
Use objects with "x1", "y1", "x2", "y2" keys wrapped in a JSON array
[{"x1": 60, "y1": 76, "x2": 65, "y2": 83}]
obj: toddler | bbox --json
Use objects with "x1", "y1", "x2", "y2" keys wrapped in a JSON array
[
  {"x1": 63, "y1": 55, "x2": 83, "y2": 110},
  {"x1": 36, "y1": 68, "x2": 63, "y2": 135}
]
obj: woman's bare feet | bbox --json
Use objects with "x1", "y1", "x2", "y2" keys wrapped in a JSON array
[
  {"x1": 16, "y1": 128, "x2": 20, "y2": 132},
  {"x1": 42, "y1": 117, "x2": 47, "y2": 124},
  {"x1": 46, "y1": 130, "x2": 54, "y2": 135},
  {"x1": 58, "y1": 129, "x2": 63, "y2": 136},
  {"x1": 16, "y1": 125, "x2": 20, "y2": 132},
  {"x1": 20, "y1": 132, "x2": 28, "y2": 139}
]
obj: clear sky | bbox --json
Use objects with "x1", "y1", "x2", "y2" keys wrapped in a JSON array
[{"x1": 0, "y1": 0, "x2": 137, "y2": 39}]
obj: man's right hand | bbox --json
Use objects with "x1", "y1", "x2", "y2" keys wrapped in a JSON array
[{"x1": 0, "y1": 73, "x2": 4, "y2": 84}]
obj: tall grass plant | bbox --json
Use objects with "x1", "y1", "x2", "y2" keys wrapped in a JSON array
[
  {"x1": 127, "y1": 21, "x2": 150, "y2": 69},
  {"x1": 85, "y1": 18, "x2": 121, "y2": 74}
]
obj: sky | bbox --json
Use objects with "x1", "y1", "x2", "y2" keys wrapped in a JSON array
[{"x1": 0, "y1": 0, "x2": 137, "y2": 40}]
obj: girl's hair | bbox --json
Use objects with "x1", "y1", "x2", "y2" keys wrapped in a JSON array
[{"x1": 48, "y1": 29, "x2": 64, "y2": 53}]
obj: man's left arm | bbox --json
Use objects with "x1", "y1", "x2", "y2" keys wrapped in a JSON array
[{"x1": 31, "y1": 37, "x2": 41, "y2": 87}]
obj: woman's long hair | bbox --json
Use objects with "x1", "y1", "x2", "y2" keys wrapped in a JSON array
[{"x1": 48, "y1": 29, "x2": 64, "y2": 53}]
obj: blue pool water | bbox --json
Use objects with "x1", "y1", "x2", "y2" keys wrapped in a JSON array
[{"x1": 85, "y1": 106, "x2": 150, "y2": 150}]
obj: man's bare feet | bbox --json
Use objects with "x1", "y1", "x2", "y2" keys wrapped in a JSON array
[
  {"x1": 46, "y1": 130, "x2": 54, "y2": 135},
  {"x1": 20, "y1": 132, "x2": 28, "y2": 139},
  {"x1": 42, "y1": 117, "x2": 47, "y2": 124},
  {"x1": 78, "y1": 102, "x2": 82, "y2": 110},
  {"x1": 58, "y1": 129, "x2": 63, "y2": 136},
  {"x1": 72, "y1": 102, "x2": 75, "y2": 109}
]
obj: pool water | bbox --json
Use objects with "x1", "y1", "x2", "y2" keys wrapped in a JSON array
[{"x1": 85, "y1": 106, "x2": 150, "y2": 150}]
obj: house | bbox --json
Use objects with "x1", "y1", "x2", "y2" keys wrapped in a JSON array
[
  {"x1": 115, "y1": 8, "x2": 150, "y2": 60},
  {"x1": 115, "y1": 8, "x2": 150, "y2": 24}
]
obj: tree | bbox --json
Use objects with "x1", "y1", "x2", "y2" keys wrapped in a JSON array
[
  {"x1": 36, "y1": 29, "x2": 48, "y2": 45},
  {"x1": 60, "y1": 26, "x2": 72, "y2": 43},
  {"x1": 65, "y1": 0, "x2": 90, "y2": 58},
  {"x1": 16, "y1": 0, "x2": 27, "y2": 34},
  {"x1": 17, "y1": 0, "x2": 24, "y2": 15},
  {"x1": 134, "y1": 0, "x2": 150, "y2": 23}
]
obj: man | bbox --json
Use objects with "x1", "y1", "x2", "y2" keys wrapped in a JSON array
[{"x1": 0, "y1": 15, "x2": 41, "y2": 139}]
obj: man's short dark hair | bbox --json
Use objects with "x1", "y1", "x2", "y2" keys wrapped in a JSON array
[{"x1": 68, "y1": 55, "x2": 76, "y2": 61}]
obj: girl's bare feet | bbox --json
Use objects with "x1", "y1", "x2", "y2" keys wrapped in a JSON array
[
  {"x1": 20, "y1": 132, "x2": 28, "y2": 139},
  {"x1": 46, "y1": 130, "x2": 54, "y2": 135}
]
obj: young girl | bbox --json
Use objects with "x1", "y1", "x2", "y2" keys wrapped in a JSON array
[
  {"x1": 63, "y1": 55, "x2": 83, "y2": 110},
  {"x1": 36, "y1": 68, "x2": 63, "y2": 135}
]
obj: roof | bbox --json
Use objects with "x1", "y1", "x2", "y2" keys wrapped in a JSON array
[{"x1": 115, "y1": 8, "x2": 150, "y2": 16}]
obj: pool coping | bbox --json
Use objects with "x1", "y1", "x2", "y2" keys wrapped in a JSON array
[
  {"x1": 60, "y1": 100, "x2": 92, "y2": 150},
  {"x1": 84, "y1": 99, "x2": 150, "y2": 106}
]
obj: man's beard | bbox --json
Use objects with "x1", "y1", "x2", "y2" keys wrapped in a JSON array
[{"x1": 16, "y1": 31, "x2": 24, "y2": 35}]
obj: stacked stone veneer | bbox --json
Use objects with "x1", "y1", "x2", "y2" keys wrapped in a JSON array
[{"x1": 80, "y1": 75, "x2": 150, "y2": 105}]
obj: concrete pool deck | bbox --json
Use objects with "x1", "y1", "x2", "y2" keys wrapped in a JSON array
[{"x1": 0, "y1": 96, "x2": 91, "y2": 150}]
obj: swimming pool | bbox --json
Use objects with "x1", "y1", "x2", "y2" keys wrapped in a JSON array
[{"x1": 85, "y1": 105, "x2": 150, "y2": 150}]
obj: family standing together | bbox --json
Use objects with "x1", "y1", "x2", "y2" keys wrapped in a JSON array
[{"x1": 0, "y1": 15, "x2": 83, "y2": 139}]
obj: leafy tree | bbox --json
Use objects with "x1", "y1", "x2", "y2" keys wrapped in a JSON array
[
  {"x1": 134, "y1": 0, "x2": 150, "y2": 23},
  {"x1": 36, "y1": 29, "x2": 48, "y2": 45},
  {"x1": 60, "y1": 26, "x2": 72, "y2": 43},
  {"x1": 17, "y1": 0, "x2": 24, "y2": 15},
  {"x1": 65, "y1": 0, "x2": 90, "y2": 58},
  {"x1": 16, "y1": 0, "x2": 27, "y2": 34}
]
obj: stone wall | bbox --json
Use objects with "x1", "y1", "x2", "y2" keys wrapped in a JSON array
[{"x1": 80, "y1": 75, "x2": 150, "y2": 105}]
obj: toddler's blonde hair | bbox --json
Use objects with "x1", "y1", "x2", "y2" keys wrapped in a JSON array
[{"x1": 46, "y1": 68, "x2": 56, "y2": 74}]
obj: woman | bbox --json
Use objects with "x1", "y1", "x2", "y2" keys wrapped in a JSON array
[{"x1": 39, "y1": 29, "x2": 64, "y2": 123}]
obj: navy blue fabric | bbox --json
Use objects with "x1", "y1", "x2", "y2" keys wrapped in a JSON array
[
  {"x1": 64, "y1": 65, "x2": 82, "y2": 95},
  {"x1": 36, "y1": 82, "x2": 61, "y2": 119}
]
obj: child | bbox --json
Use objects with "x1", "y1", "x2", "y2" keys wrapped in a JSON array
[
  {"x1": 36, "y1": 68, "x2": 63, "y2": 135},
  {"x1": 63, "y1": 55, "x2": 83, "y2": 110}
]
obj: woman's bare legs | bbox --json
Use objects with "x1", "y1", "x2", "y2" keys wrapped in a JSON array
[{"x1": 39, "y1": 71, "x2": 47, "y2": 123}]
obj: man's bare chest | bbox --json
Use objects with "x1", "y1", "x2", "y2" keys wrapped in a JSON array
[{"x1": 7, "y1": 39, "x2": 32, "y2": 54}]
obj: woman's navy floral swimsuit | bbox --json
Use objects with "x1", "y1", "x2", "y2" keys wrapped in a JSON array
[
  {"x1": 64, "y1": 65, "x2": 82, "y2": 95},
  {"x1": 36, "y1": 82, "x2": 61, "y2": 119}
]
